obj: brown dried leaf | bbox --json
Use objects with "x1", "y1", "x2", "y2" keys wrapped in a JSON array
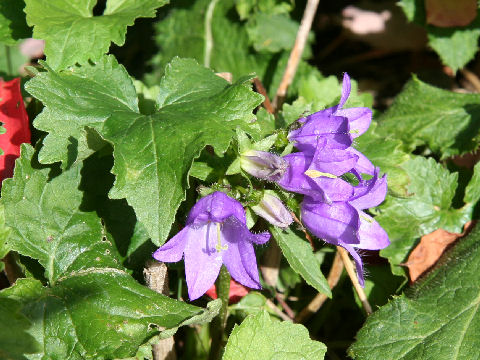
[
  {"x1": 405, "y1": 221, "x2": 474, "y2": 282},
  {"x1": 426, "y1": 0, "x2": 477, "y2": 28}
]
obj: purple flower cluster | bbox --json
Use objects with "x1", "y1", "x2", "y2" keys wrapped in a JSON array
[
  {"x1": 277, "y1": 73, "x2": 389, "y2": 286},
  {"x1": 154, "y1": 73, "x2": 388, "y2": 300}
]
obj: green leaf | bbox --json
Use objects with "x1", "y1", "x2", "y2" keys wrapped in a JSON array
[
  {"x1": 0, "y1": 146, "x2": 207, "y2": 359},
  {"x1": 377, "y1": 157, "x2": 477, "y2": 276},
  {"x1": 2, "y1": 144, "x2": 122, "y2": 283},
  {"x1": 26, "y1": 55, "x2": 138, "y2": 166},
  {"x1": 0, "y1": 297, "x2": 40, "y2": 359},
  {"x1": 270, "y1": 226, "x2": 331, "y2": 297},
  {"x1": 151, "y1": 0, "x2": 269, "y2": 80},
  {"x1": 27, "y1": 55, "x2": 262, "y2": 245},
  {"x1": 2, "y1": 275, "x2": 202, "y2": 359},
  {"x1": 377, "y1": 76, "x2": 480, "y2": 158},
  {"x1": 349, "y1": 224, "x2": 480, "y2": 360},
  {"x1": 104, "y1": 58, "x2": 262, "y2": 245},
  {"x1": 355, "y1": 122, "x2": 411, "y2": 195},
  {"x1": 24, "y1": 0, "x2": 167, "y2": 69},
  {"x1": 223, "y1": 311, "x2": 327, "y2": 359},
  {"x1": 0, "y1": 45, "x2": 29, "y2": 77},
  {"x1": 398, "y1": 0, "x2": 425, "y2": 23},
  {"x1": 0, "y1": 0, "x2": 31, "y2": 45},
  {"x1": 246, "y1": 12, "x2": 298, "y2": 53},
  {"x1": 428, "y1": 21, "x2": 480, "y2": 72}
]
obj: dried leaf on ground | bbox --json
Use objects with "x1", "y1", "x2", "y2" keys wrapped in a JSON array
[
  {"x1": 426, "y1": 0, "x2": 477, "y2": 27},
  {"x1": 404, "y1": 221, "x2": 475, "y2": 282}
]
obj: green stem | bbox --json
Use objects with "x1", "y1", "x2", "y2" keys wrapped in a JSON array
[
  {"x1": 5, "y1": 46, "x2": 12, "y2": 75},
  {"x1": 209, "y1": 265, "x2": 230, "y2": 360}
]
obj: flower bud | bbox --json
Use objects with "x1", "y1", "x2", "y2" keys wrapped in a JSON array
[
  {"x1": 240, "y1": 150, "x2": 287, "y2": 182},
  {"x1": 251, "y1": 192, "x2": 293, "y2": 228}
]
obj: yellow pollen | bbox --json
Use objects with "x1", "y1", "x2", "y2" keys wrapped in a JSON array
[
  {"x1": 215, "y1": 223, "x2": 228, "y2": 252},
  {"x1": 304, "y1": 169, "x2": 337, "y2": 179}
]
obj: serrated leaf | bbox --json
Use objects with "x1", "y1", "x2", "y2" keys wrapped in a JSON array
[
  {"x1": 270, "y1": 226, "x2": 331, "y2": 297},
  {"x1": 0, "y1": 146, "x2": 206, "y2": 359},
  {"x1": 355, "y1": 122, "x2": 411, "y2": 195},
  {"x1": 26, "y1": 55, "x2": 138, "y2": 166},
  {"x1": 0, "y1": 0, "x2": 31, "y2": 45},
  {"x1": 24, "y1": 0, "x2": 167, "y2": 69},
  {"x1": 427, "y1": 21, "x2": 480, "y2": 72},
  {"x1": 27, "y1": 56, "x2": 262, "y2": 245},
  {"x1": 377, "y1": 157, "x2": 477, "y2": 276},
  {"x1": 2, "y1": 145, "x2": 122, "y2": 283},
  {"x1": 377, "y1": 76, "x2": 480, "y2": 158},
  {"x1": 349, "y1": 224, "x2": 480, "y2": 360},
  {"x1": 246, "y1": 12, "x2": 299, "y2": 53},
  {"x1": 102, "y1": 58, "x2": 262, "y2": 245},
  {"x1": 2, "y1": 274, "x2": 202, "y2": 360},
  {"x1": 223, "y1": 311, "x2": 327, "y2": 359},
  {"x1": 0, "y1": 297, "x2": 40, "y2": 359}
]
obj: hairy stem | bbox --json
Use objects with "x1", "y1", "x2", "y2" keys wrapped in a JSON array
[
  {"x1": 272, "y1": 0, "x2": 320, "y2": 111},
  {"x1": 337, "y1": 247, "x2": 372, "y2": 315}
]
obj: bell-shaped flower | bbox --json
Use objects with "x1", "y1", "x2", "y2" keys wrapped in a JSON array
[
  {"x1": 277, "y1": 139, "x2": 356, "y2": 203},
  {"x1": 288, "y1": 73, "x2": 373, "y2": 170},
  {"x1": 240, "y1": 149, "x2": 288, "y2": 182},
  {"x1": 251, "y1": 191, "x2": 293, "y2": 228},
  {"x1": 300, "y1": 168, "x2": 389, "y2": 286},
  {"x1": 153, "y1": 191, "x2": 270, "y2": 300}
]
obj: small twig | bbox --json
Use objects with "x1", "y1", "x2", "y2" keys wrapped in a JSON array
[
  {"x1": 265, "y1": 298, "x2": 292, "y2": 322},
  {"x1": 144, "y1": 261, "x2": 177, "y2": 360},
  {"x1": 461, "y1": 68, "x2": 480, "y2": 93},
  {"x1": 253, "y1": 77, "x2": 274, "y2": 114},
  {"x1": 295, "y1": 251, "x2": 343, "y2": 323},
  {"x1": 274, "y1": 293, "x2": 295, "y2": 320},
  {"x1": 272, "y1": 0, "x2": 320, "y2": 111},
  {"x1": 291, "y1": 212, "x2": 315, "y2": 250},
  {"x1": 336, "y1": 247, "x2": 372, "y2": 315}
]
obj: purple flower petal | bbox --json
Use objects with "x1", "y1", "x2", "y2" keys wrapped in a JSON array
[
  {"x1": 277, "y1": 153, "x2": 320, "y2": 197},
  {"x1": 336, "y1": 107, "x2": 372, "y2": 138},
  {"x1": 338, "y1": 72, "x2": 352, "y2": 110},
  {"x1": 288, "y1": 115, "x2": 352, "y2": 153},
  {"x1": 251, "y1": 193, "x2": 293, "y2": 228},
  {"x1": 350, "y1": 169, "x2": 387, "y2": 210},
  {"x1": 301, "y1": 199, "x2": 360, "y2": 245},
  {"x1": 184, "y1": 222, "x2": 223, "y2": 300},
  {"x1": 187, "y1": 191, "x2": 246, "y2": 226},
  {"x1": 346, "y1": 148, "x2": 375, "y2": 175},
  {"x1": 311, "y1": 177, "x2": 354, "y2": 203},
  {"x1": 153, "y1": 227, "x2": 188, "y2": 262},
  {"x1": 222, "y1": 221, "x2": 262, "y2": 289},
  {"x1": 309, "y1": 138, "x2": 358, "y2": 176},
  {"x1": 355, "y1": 211, "x2": 390, "y2": 250}
]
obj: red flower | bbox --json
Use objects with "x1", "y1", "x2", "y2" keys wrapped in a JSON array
[
  {"x1": 205, "y1": 279, "x2": 250, "y2": 304},
  {"x1": 0, "y1": 78, "x2": 30, "y2": 183}
]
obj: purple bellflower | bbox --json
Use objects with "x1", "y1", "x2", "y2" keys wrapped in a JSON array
[
  {"x1": 277, "y1": 139, "x2": 356, "y2": 203},
  {"x1": 251, "y1": 192, "x2": 293, "y2": 228},
  {"x1": 301, "y1": 168, "x2": 389, "y2": 286},
  {"x1": 240, "y1": 149, "x2": 288, "y2": 182},
  {"x1": 153, "y1": 191, "x2": 270, "y2": 300},
  {"x1": 288, "y1": 73, "x2": 374, "y2": 175}
]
